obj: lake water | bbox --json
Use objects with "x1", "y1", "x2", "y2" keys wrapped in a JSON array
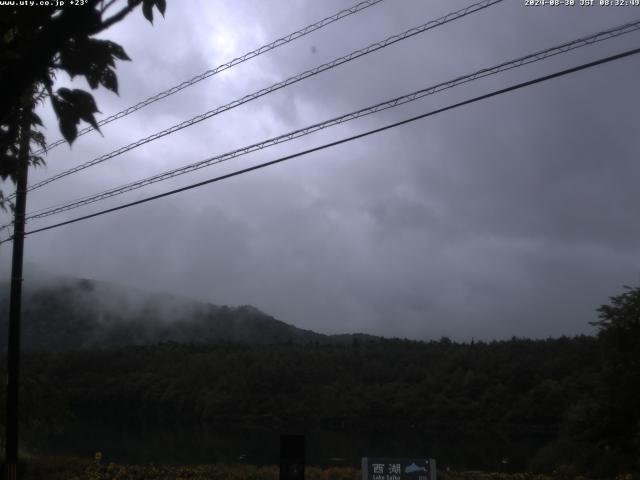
[{"x1": 23, "y1": 421, "x2": 554, "y2": 471}]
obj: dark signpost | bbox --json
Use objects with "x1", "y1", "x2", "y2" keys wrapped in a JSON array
[
  {"x1": 280, "y1": 434, "x2": 305, "y2": 480},
  {"x1": 362, "y1": 458, "x2": 436, "y2": 480}
]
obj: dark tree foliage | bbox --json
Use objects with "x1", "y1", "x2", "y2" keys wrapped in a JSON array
[
  {"x1": 0, "y1": 281, "x2": 638, "y2": 473},
  {"x1": 589, "y1": 286, "x2": 640, "y2": 466},
  {"x1": 0, "y1": 336, "x2": 603, "y2": 472},
  {"x1": 0, "y1": 0, "x2": 167, "y2": 209}
]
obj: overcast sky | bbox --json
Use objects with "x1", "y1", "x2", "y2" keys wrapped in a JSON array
[{"x1": 1, "y1": 0, "x2": 639, "y2": 341}]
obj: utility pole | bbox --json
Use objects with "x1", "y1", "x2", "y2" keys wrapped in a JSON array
[{"x1": 4, "y1": 104, "x2": 31, "y2": 480}]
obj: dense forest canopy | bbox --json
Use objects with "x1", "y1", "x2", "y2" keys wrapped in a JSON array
[
  {"x1": 0, "y1": 336, "x2": 628, "y2": 474},
  {"x1": 0, "y1": 279, "x2": 638, "y2": 474}
]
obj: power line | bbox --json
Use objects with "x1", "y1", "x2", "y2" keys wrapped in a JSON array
[
  {"x1": 20, "y1": 18, "x2": 640, "y2": 222},
  {"x1": 15, "y1": 0, "x2": 503, "y2": 198},
  {"x1": 3, "y1": 45, "x2": 637, "y2": 244},
  {"x1": 33, "y1": 0, "x2": 386, "y2": 156}
]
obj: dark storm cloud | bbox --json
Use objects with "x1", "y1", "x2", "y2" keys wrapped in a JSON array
[{"x1": 2, "y1": 0, "x2": 640, "y2": 340}]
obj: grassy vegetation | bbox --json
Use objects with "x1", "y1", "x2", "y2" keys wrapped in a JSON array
[
  {"x1": 17, "y1": 458, "x2": 359, "y2": 480},
  {"x1": 9, "y1": 457, "x2": 637, "y2": 480}
]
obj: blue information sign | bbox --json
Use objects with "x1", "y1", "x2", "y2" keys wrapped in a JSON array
[{"x1": 362, "y1": 458, "x2": 436, "y2": 480}]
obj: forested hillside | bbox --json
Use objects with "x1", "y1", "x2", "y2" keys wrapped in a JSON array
[
  {"x1": 0, "y1": 277, "x2": 374, "y2": 351},
  {"x1": 0, "y1": 336, "x2": 622, "y2": 472},
  {"x1": 6, "y1": 337, "x2": 600, "y2": 430},
  {"x1": 0, "y1": 278, "x2": 638, "y2": 474}
]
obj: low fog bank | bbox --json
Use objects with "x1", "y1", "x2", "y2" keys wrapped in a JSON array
[{"x1": 0, "y1": 264, "x2": 379, "y2": 352}]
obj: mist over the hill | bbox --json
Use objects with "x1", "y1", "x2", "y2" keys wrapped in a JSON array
[
  {"x1": 2, "y1": 1, "x2": 639, "y2": 341},
  {"x1": 0, "y1": 266, "x2": 378, "y2": 352}
]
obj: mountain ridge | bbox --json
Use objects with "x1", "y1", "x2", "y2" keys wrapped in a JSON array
[{"x1": 0, "y1": 273, "x2": 378, "y2": 352}]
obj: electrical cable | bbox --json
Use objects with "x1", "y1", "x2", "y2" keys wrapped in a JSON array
[
  {"x1": 19, "y1": 18, "x2": 640, "y2": 222},
  {"x1": 2, "y1": 45, "x2": 636, "y2": 244},
  {"x1": 33, "y1": 0, "x2": 386, "y2": 156},
  {"x1": 12, "y1": 0, "x2": 503, "y2": 199}
]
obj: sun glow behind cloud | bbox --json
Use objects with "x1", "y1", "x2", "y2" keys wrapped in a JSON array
[{"x1": 2, "y1": 1, "x2": 640, "y2": 341}]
